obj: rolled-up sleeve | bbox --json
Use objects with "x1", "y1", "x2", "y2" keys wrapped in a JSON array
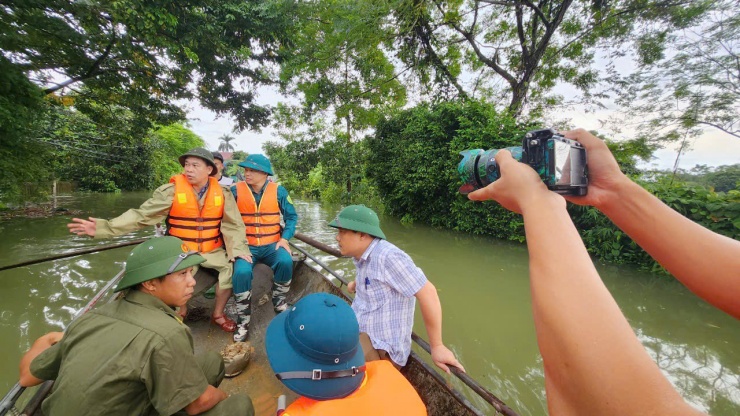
[
  {"x1": 29, "y1": 342, "x2": 63, "y2": 381},
  {"x1": 383, "y1": 250, "x2": 427, "y2": 298},
  {"x1": 94, "y1": 185, "x2": 173, "y2": 239}
]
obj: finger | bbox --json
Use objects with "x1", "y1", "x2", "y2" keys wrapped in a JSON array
[
  {"x1": 467, "y1": 180, "x2": 500, "y2": 201},
  {"x1": 562, "y1": 129, "x2": 601, "y2": 150},
  {"x1": 435, "y1": 361, "x2": 451, "y2": 374},
  {"x1": 492, "y1": 149, "x2": 516, "y2": 170},
  {"x1": 452, "y1": 361, "x2": 466, "y2": 373}
]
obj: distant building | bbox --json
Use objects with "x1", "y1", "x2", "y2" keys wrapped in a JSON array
[{"x1": 217, "y1": 152, "x2": 233, "y2": 161}]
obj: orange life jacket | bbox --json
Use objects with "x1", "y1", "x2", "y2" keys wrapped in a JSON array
[
  {"x1": 235, "y1": 181, "x2": 282, "y2": 246},
  {"x1": 282, "y1": 360, "x2": 427, "y2": 416},
  {"x1": 166, "y1": 174, "x2": 224, "y2": 253}
]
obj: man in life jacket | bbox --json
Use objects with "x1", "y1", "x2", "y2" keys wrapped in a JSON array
[
  {"x1": 265, "y1": 293, "x2": 427, "y2": 416},
  {"x1": 67, "y1": 148, "x2": 251, "y2": 333},
  {"x1": 230, "y1": 154, "x2": 298, "y2": 342},
  {"x1": 212, "y1": 151, "x2": 234, "y2": 186}
]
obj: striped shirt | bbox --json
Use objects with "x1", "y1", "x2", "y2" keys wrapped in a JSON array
[{"x1": 351, "y1": 238, "x2": 427, "y2": 366}]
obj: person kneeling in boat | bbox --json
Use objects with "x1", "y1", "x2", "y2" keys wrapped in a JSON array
[
  {"x1": 67, "y1": 148, "x2": 251, "y2": 333},
  {"x1": 329, "y1": 205, "x2": 464, "y2": 374},
  {"x1": 18, "y1": 237, "x2": 254, "y2": 416},
  {"x1": 266, "y1": 292, "x2": 426, "y2": 415},
  {"x1": 229, "y1": 154, "x2": 298, "y2": 342}
]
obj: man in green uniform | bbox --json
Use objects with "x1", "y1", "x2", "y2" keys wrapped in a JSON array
[
  {"x1": 18, "y1": 236, "x2": 254, "y2": 415},
  {"x1": 67, "y1": 148, "x2": 251, "y2": 332}
]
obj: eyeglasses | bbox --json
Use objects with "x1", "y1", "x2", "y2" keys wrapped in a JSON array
[{"x1": 167, "y1": 251, "x2": 199, "y2": 274}]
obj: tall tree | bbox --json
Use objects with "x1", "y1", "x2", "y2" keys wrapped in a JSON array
[
  {"x1": 0, "y1": 0, "x2": 295, "y2": 130},
  {"x1": 613, "y1": 1, "x2": 740, "y2": 147},
  {"x1": 392, "y1": 0, "x2": 711, "y2": 116}
]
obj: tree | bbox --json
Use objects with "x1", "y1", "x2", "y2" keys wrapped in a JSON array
[
  {"x1": 614, "y1": 1, "x2": 740, "y2": 147},
  {"x1": 0, "y1": 0, "x2": 295, "y2": 131},
  {"x1": 392, "y1": 0, "x2": 711, "y2": 116},
  {"x1": 218, "y1": 134, "x2": 237, "y2": 152}
]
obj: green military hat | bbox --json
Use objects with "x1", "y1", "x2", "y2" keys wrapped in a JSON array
[
  {"x1": 238, "y1": 154, "x2": 273, "y2": 175},
  {"x1": 328, "y1": 205, "x2": 386, "y2": 240},
  {"x1": 115, "y1": 237, "x2": 205, "y2": 292},
  {"x1": 179, "y1": 148, "x2": 218, "y2": 176}
]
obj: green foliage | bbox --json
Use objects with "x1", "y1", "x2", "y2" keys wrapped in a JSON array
[
  {"x1": 147, "y1": 124, "x2": 206, "y2": 186},
  {"x1": 0, "y1": 57, "x2": 52, "y2": 204},
  {"x1": 613, "y1": 1, "x2": 739, "y2": 145},
  {"x1": 393, "y1": 0, "x2": 711, "y2": 114},
  {"x1": 0, "y1": 0, "x2": 295, "y2": 131},
  {"x1": 218, "y1": 135, "x2": 237, "y2": 152},
  {"x1": 367, "y1": 100, "x2": 528, "y2": 238},
  {"x1": 674, "y1": 164, "x2": 740, "y2": 193}
]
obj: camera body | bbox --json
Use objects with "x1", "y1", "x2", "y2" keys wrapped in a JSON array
[{"x1": 458, "y1": 128, "x2": 588, "y2": 196}]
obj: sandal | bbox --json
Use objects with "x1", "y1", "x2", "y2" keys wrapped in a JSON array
[{"x1": 211, "y1": 315, "x2": 236, "y2": 333}]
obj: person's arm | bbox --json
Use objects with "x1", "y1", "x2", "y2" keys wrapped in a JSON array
[
  {"x1": 184, "y1": 385, "x2": 228, "y2": 415},
  {"x1": 67, "y1": 185, "x2": 173, "y2": 238},
  {"x1": 469, "y1": 150, "x2": 702, "y2": 416},
  {"x1": 19, "y1": 332, "x2": 64, "y2": 387},
  {"x1": 415, "y1": 281, "x2": 465, "y2": 373},
  {"x1": 562, "y1": 129, "x2": 740, "y2": 319},
  {"x1": 275, "y1": 186, "x2": 298, "y2": 252},
  {"x1": 220, "y1": 188, "x2": 251, "y2": 261}
]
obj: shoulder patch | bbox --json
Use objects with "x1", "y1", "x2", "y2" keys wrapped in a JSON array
[{"x1": 286, "y1": 195, "x2": 293, "y2": 205}]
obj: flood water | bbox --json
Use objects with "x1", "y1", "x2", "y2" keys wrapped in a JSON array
[{"x1": 0, "y1": 192, "x2": 738, "y2": 415}]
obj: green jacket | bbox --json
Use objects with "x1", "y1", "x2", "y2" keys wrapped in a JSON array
[
  {"x1": 94, "y1": 182, "x2": 250, "y2": 259},
  {"x1": 31, "y1": 290, "x2": 209, "y2": 416}
]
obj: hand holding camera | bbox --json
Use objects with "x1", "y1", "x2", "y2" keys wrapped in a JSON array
[{"x1": 458, "y1": 128, "x2": 588, "y2": 197}]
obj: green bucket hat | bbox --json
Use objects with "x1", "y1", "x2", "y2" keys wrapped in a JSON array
[
  {"x1": 238, "y1": 154, "x2": 273, "y2": 175},
  {"x1": 328, "y1": 205, "x2": 386, "y2": 240},
  {"x1": 115, "y1": 237, "x2": 206, "y2": 292},
  {"x1": 179, "y1": 148, "x2": 218, "y2": 177}
]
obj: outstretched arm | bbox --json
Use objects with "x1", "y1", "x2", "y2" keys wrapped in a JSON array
[
  {"x1": 415, "y1": 281, "x2": 465, "y2": 374},
  {"x1": 468, "y1": 151, "x2": 702, "y2": 416},
  {"x1": 562, "y1": 129, "x2": 740, "y2": 319}
]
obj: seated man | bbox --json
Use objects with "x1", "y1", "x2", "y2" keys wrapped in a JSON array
[
  {"x1": 18, "y1": 237, "x2": 254, "y2": 416},
  {"x1": 329, "y1": 205, "x2": 464, "y2": 373},
  {"x1": 230, "y1": 154, "x2": 298, "y2": 342},
  {"x1": 265, "y1": 292, "x2": 427, "y2": 415},
  {"x1": 67, "y1": 148, "x2": 251, "y2": 333}
]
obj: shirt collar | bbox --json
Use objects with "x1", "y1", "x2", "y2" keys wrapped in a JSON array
[
  {"x1": 358, "y1": 238, "x2": 381, "y2": 262},
  {"x1": 124, "y1": 290, "x2": 181, "y2": 322},
  {"x1": 196, "y1": 181, "x2": 210, "y2": 200}
]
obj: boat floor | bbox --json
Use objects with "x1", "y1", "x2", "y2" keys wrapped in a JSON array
[{"x1": 186, "y1": 261, "x2": 333, "y2": 416}]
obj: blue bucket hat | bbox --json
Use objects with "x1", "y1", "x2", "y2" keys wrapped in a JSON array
[
  {"x1": 238, "y1": 154, "x2": 273, "y2": 175},
  {"x1": 266, "y1": 293, "x2": 365, "y2": 400}
]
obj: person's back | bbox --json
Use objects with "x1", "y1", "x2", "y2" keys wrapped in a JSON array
[
  {"x1": 283, "y1": 360, "x2": 426, "y2": 416},
  {"x1": 34, "y1": 290, "x2": 199, "y2": 415}
]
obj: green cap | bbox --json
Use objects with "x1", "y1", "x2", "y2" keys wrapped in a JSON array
[
  {"x1": 238, "y1": 154, "x2": 273, "y2": 175},
  {"x1": 114, "y1": 237, "x2": 205, "y2": 292},
  {"x1": 179, "y1": 148, "x2": 218, "y2": 176},
  {"x1": 328, "y1": 205, "x2": 386, "y2": 240}
]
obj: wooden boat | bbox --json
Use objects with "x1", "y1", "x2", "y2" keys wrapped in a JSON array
[{"x1": 2, "y1": 236, "x2": 518, "y2": 416}]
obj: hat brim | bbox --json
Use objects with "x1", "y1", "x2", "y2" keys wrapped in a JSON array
[
  {"x1": 114, "y1": 253, "x2": 205, "y2": 292},
  {"x1": 179, "y1": 155, "x2": 218, "y2": 177},
  {"x1": 266, "y1": 307, "x2": 365, "y2": 400},
  {"x1": 237, "y1": 160, "x2": 273, "y2": 175},
  {"x1": 328, "y1": 218, "x2": 386, "y2": 240}
]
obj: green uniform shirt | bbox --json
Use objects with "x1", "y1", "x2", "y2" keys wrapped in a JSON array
[
  {"x1": 30, "y1": 291, "x2": 208, "y2": 416},
  {"x1": 94, "y1": 182, "x2": 250, "y2": 259}
]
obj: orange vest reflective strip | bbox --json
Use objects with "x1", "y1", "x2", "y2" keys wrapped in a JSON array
[
  {"x1": 166, "y1": 174, "x2": 224, "y2": 253},
  {"x1": 236, "y1": 181, "x2": 282, "y2": 246},
  {"x1": 282, "y1": 360, "x2": 427, "y2": 416}
]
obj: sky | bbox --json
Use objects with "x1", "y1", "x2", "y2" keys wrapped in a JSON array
[{"x1": 186, "y1": 86, "x2": 740, "y2": 171}]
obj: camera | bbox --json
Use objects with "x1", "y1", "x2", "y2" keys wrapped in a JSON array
[{"x1": 457, "y1": 128, "x2": 588, "y2": 196}]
